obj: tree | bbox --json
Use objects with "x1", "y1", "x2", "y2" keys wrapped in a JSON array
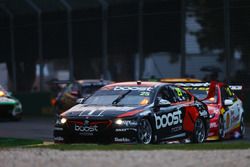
[{"x1": 191, "y1": 0, "x2": 250, "y2": 80}]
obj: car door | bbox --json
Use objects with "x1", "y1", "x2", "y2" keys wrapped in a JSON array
[
  {"x1": 221, "y1": 86, "x2": 240, "y2": 132},
  {"x1": 153, "y1": 86, "x2": 184, "y2": 141}
]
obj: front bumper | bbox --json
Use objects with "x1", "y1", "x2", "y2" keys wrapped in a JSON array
[
  {"x1": 0, "y1": 104, "x2": 22, "y2": 118},
  {"x1": 53, "y1": 119, "x2": 139, "y2": 143}
]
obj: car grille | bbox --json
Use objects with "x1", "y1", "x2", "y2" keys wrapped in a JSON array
[
  {"x1": 0, "y1": 105, "x2": 14, "y2": 116},
  {"x1": 66, "y1": 119, "x2": 112, "y2": 135}
]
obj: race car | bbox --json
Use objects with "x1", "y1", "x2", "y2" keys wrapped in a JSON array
[
  {"x1": 54, "y1": 81, "x2": 210, "y2": 144},
  {"x1": 51, "y1": 79, "x2": 113, "y2": 116},
  {"x1": 0, "y1": 85, "x2": 22, "y2": 121},
  {"x1": 174, "y1": 82, "x2": 245, "y2": 140}
]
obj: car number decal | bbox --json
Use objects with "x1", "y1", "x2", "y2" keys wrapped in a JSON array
[
  {"x1": 175, "y1": 88, "x2": 183, "y2": 97},
  {"x1": 139, "y1": 92, "x2": 150, "y2": 96}
]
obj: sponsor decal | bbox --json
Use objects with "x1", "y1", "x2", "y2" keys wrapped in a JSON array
[
  {"x1": 114, "y1": 137, "x2": 131, "y2": 142},
  {"x1": 54, "y1": 136, "x2": 64, "y2": 141},
  {"x1": 162, "y1": 132, "x2": 186, "y2": 140},
  {"x1": 210, "y1": 122, "x2": 218, "y2": 128},
  {"x1": 175, "y1": 83, "x2": 210, "y2": 87},
  {"x1": 229, "y1": 85, "x2": 242, "y2": 90},
  {"x1": 113, "y1": 86, "x2": 152, "y2": 91},
  {"x1": 79, "y1": 132, "x2": 95, "y2": 136},
  {"x1": 115, "y1": 128, "x2": 137, "y2": 132},
  {"x1": 171, "y1": 125, "x2": 182, "y2": 132},
  {"x1": 118, "y1": 120, "x2": 138, "y2": 126},
  {"x1": 54, "y1": 127, "x2": 63, "y2": 131},
  {"x1": 154, "y1": 110, "x2": 182, "y2": 129},
  {"x1": 74, "y1": 124, "x2": 98, "y2": 132}
]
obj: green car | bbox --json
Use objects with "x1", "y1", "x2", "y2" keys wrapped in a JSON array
[{"x1": 0, "y1": 85, "x2": 22, "y2": 121}]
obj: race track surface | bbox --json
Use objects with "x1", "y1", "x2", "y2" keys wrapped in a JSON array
[
  {"x1": 0, "y1": 116, "x2": 54, "y2": 141},
  {"x1": 0, "y1": 116, "x2": 250, "y2": 142}
]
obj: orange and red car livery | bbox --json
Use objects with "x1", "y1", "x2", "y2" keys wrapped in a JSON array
[{"x1": 175, "y1": 82, "x2": 245, "y2": 140}]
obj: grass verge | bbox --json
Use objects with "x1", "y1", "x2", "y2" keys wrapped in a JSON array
[
  {"x1": 1, "y1": 138, "x2": 250, "y2": 150},
  {"x1": 0, "y1": 138, "x2": 43, "y2": 148}
]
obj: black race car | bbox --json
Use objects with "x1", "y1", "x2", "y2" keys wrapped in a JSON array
[{"x1": 54, "y1": 81, "x2": 209, "y2": 144}]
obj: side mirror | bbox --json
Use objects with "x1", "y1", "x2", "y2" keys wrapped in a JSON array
[
  {"x1": 76, "y1": 98, "x2": 85, "y2": 104},
  {"x1": 224, "y1": 99, "x2": 233, "y2": 106},
  {"x1": 157, "y1": 98, "x2": 171, "y2": 107}
]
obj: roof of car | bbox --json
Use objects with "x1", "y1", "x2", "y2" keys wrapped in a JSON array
[
  {"x1": 160, "y1": 78, "x2": 202, "y2": 83},
  {"x1": 77, "y1": 79, "x2": 113, "y2": 85},
  {"x1": 103, "y1": 81, "x2": 163, "y2": 88}
]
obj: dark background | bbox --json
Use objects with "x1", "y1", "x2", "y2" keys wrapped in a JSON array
[{"x1": 0, "y1": 0, "x2": 249, "y2": 92}]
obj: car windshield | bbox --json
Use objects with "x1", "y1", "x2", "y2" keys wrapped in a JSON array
[
  {"x1": 183, "y1": 86, "x2": 218, "y2": 104},
  {"x1": 84, "y1": 86, "x2": 154, "y2": 106}
]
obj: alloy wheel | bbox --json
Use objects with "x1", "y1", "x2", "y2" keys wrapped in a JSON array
[
  {"x1": 193, "y1": 118, "x2": 206, "y2": 143},
  {"x1": 138, "y1": 119, "x2": 152, "y2": 144}
]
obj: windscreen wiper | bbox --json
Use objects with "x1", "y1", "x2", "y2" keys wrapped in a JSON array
[{"x1": 112, "y1": 90, "x2": 132, "y2": 106}]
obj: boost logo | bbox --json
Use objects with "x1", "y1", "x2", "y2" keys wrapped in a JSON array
[
  {"x1": 155, "y1": 110, "x2": 182, "y2": 129},
  {"x1": 74, "y1": 125, "x2": 98, "y2": 132}
]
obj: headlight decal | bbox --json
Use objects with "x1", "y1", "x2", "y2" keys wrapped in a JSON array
[{"x1": 115, "y1": 119, "x2": 138, "y2": 127}]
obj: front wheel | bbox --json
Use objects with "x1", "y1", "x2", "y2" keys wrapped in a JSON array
[
  {"x1": 239, "y1": 116, "x2": 245, "y2": 139},
  {"x1": 137, "y1": 119, "x2": 153, "y2": 144},
  {"x1": 218, "y1": 116, "x2": 225, "y2": 140},
  {"x1": 192, "y1": 118, "x2": 206, "y2": 143}
]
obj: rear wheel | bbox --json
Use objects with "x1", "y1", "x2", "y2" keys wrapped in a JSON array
[
  {"x1": 218, "y1": 116, "x2": 225, "y2": 140},
  {"x1": 192, "y1": 118, "x2": 206, "y2": 143},
  {"x1": 137, "y1": 119, "x2": 152, "y2": 144}
]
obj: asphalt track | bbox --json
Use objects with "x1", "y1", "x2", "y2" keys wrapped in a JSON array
[{"x1": 0, "y1": 116, "x2": 250, "y2": 142}]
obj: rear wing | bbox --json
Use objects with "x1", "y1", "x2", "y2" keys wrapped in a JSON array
[
  {"x1": 173, "y1": 82, "x2": 215, "y2": 101},
  {"x1": 229, "y1": 85, "x2": 243, "y2": 100},
  {"x1": 175, "y1": 82, "x2": 243, "y2": 100},
  {"x1": 174, "y1": 82, "x2": 210, "y2": 87},
  {"x1": 229, "y1": 85, "x2": 243, "y2": 91}
]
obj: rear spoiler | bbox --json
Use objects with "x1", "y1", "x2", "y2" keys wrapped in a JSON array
[
  {"x1": 229, "y1": 85, "x2": 243, "y2": 91},
  {"x1": 174, "y1": 81, "x2": 215, "y2": 101},
  {"x1": 174, "y1": 82, "x2": 210, "y2": 87}
]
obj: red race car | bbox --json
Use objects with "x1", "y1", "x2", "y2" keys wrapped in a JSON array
[{"x1": 174, "y1": 82, "x2": 245, "y2": 140}]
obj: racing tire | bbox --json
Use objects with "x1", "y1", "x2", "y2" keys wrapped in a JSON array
[
  {"x1": 12, "y1": 115, "x2": 22, "y2": 121},
  {"x1": 137, "y1": 119, "x2": 153, "y2": 144},
  {"x1": 192, "y1": 118, "x2": 206, "y2": 143},
  {"x1": 239, "y1": 116, "x2": 245, "y2": 139},
  {"x1": 218, "y1": 116, "x2": 225, "y2": 140},
  {"x1": 11, "y1": 112, "x2": 22, "y2": 122}
]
